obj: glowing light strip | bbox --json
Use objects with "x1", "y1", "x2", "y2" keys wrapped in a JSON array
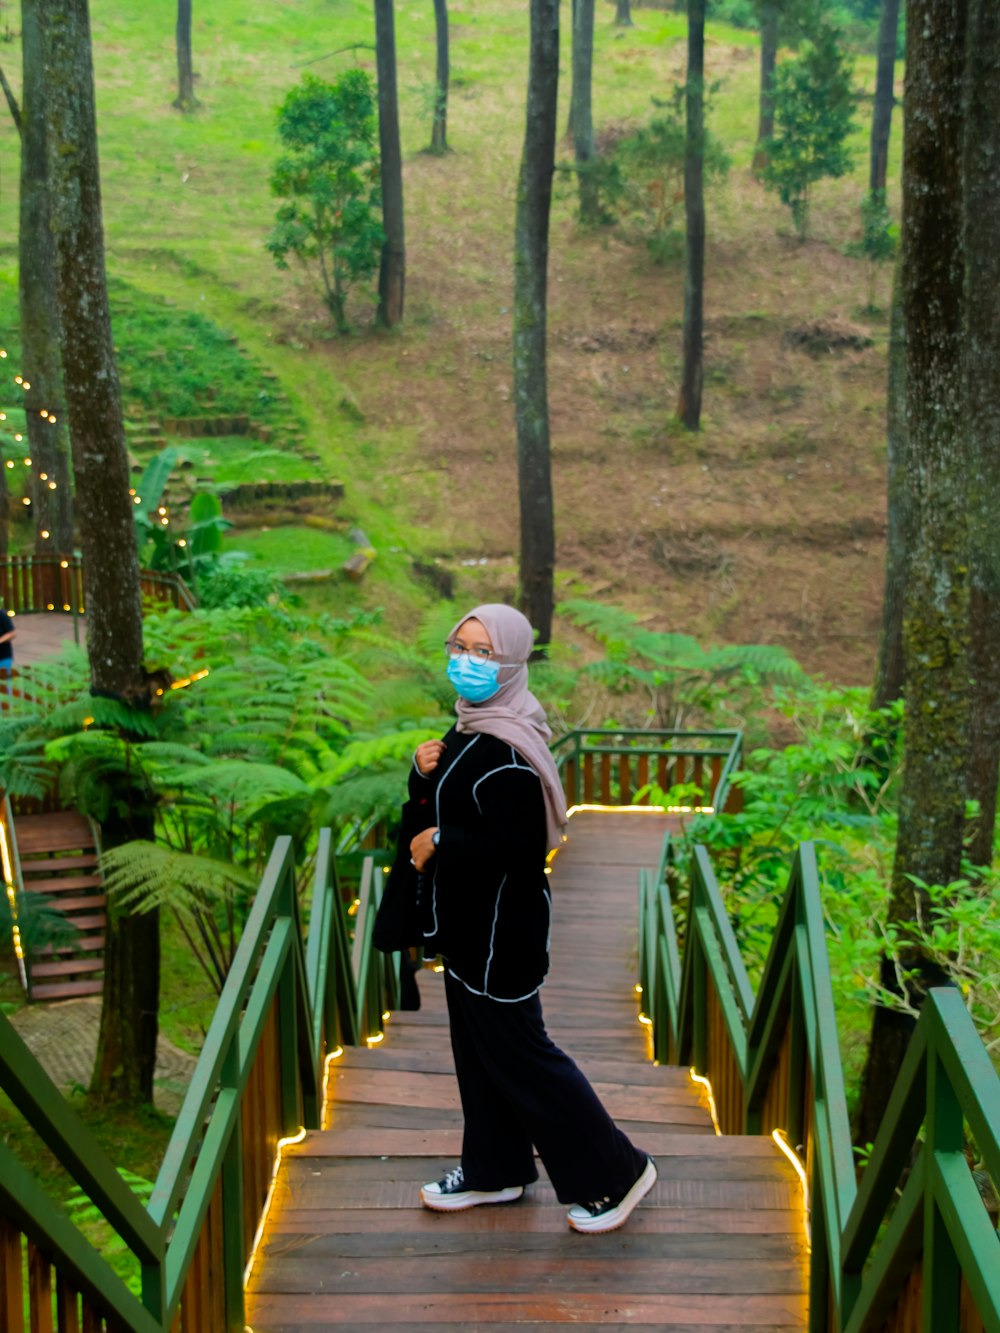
[
  {"x1": 771, "y1": 1127, "x2": 812, "y2": 1250},
  {"x1": 320, "y1": 1046, "x2": 344, "y2": 1131},
  {"x1": 0, "y1": 818, "x2": 27, "y2": 988},
  {"x1": 689, "y1": 1068, "x2": 723, "y2": 1136},
  {"x1": 242, "y1": 1125, "x2": 308, "y2": 1287},
  {"x1": 169, "y1": 667, "x2": 210, "y2": 691}
]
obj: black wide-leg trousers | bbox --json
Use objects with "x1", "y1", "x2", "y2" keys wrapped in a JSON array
[{"x1": 444, "y1": 970, "x2": 648, "y2": 1205}]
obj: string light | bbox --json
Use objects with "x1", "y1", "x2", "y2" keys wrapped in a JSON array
[
  {"x1": 242, "y1": 1126, "x2": 308, "y2": 1288},
  {"x1": 689, "y1": 1069, "x2": 723, "y2": 1136},
  {"x1": 772, "y1": 1128, "x2": 811, "y2": 1249}
]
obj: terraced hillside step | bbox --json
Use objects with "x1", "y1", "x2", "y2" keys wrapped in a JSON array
[
  {"x1": 30, "y1": 980, "x2": 103, "y2": 1001},
  {"x1": 30, "y1": 958, "x2": 105, "y2": 979},
  {"x1": 62, "y1": 914, "x2": 106, "y2": 933},
  {"x1": 34, "y1": 895, "x2": 107, "y2": 915}
]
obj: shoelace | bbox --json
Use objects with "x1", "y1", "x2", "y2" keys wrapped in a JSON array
[
  {"x1": 580, "y1": 1195, "x2": 612, "y2": 1214},
  {"x1": 443, "y1": 1166, "x2": 464, "y2": 1191}
]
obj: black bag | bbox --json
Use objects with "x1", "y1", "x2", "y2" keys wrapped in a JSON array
[{"x1": 373, "y1": 798, "x2": 430, "y2": 954}]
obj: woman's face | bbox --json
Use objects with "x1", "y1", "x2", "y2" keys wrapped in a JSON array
[{"x1": 453, "y1": 617, "x2": 493, "y2": 657}]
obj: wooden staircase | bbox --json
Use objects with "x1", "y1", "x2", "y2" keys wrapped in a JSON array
[
  {"x1": 14, "y1": 811, "x2": 106, "y2": 1001},
  {"x1": 247, "y1": 813, "x2": 808, "y2": 1330}
]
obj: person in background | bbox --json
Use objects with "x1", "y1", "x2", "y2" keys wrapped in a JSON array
[
  {"x1": 0, "y1": 606, "x2": 15, "y2": 693},
  {"x1": 408, "y1": 603, "x2": 657, "y2": 1234}
]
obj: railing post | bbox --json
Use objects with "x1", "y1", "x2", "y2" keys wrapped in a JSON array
[
  {"x1": 220, "y1": 1043, "x2": 246, "y2": 1333},
  {"x1": 922, "y1": 1049, "x2": 963, "y2": 1329}
]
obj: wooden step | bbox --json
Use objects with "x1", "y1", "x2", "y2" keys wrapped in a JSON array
[
  {"x1": 13, "y1": 813, "x2": 95, "y2": 855},
  {"x1": 17, "y1": 855, "x2": 99, "y2": 873},
  {"x1": 37, "y1": 935, "x2": 106, "y2": 956},
  {"x1": 62, "y1": 914, "x2": 106, "y2": 933},
  {"x1": 22, "y1": 875, "x2": 104, "y2": 894},
  {"x1": 30, "y1": 979, "x2": 104, "y2": 1001},
  {"x1": 37, "y1": 894, "x2": 107, "y2": 915},
  {"x1": 30, "y1": 958, "x2": 105, "y2": 979}
]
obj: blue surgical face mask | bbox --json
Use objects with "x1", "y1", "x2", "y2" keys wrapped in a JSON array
[{"x1": 447, "y1": 654, "x2": 500, "y2": 703}]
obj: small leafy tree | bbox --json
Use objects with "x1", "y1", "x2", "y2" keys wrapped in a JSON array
[
  {"x1": 589, "y1": 93, "x2": 729, "y2": 264},
  {"x1": 848, "y1": 188, "x2": 898, "y2": 313},
  {"x1": 266, "y1": 71, "x2": 384, "y2": 334},
  {"x1": 760, "y1": 20, "x2": 856, "y2": 240}
]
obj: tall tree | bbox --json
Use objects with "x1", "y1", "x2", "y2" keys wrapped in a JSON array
[
  {"x1": 39, "y1": 0, "x2": 159, "y2": 1105},
  {"x1": 430, "y1": 0, "x2": 449, "y2": 154},
  {"x1": 752, "y1": 1, "x2": 779, "y2": 171},
  {"x1": 868, "y1": 0, "x2": 900, "y2": 194},
  {"x1": 20, "y1": 0, "x2": 74, "y2": 557},
  {"x1": 854, "y1": 0, "x2": 970, "y2": 1147},
  {"x1": 173, "y1": 0, "x2": 198, "y2": 112},
  {"x1": 514, "y1": 0, "x2": 559, "y2": 647},
  {"x1": 570, "y1": 0, "x2": 600, "y2": 223},
  {"x1": 615, "y1": 0, "x2": 633, "y2": 26},
  {"x1": 374, "y1": 0, "x2": 405, "y2": 327},
  {"x1": 962, "y1": 0, "x2": 1000, "y2": 870},
  {"x1": 870, "y1": 261, "x2": 908, "y2": 712},
  {"x1": 677, "y1": 0, "x2": 705, "y2": 430}
]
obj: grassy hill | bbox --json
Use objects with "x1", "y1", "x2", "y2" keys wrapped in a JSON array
[{"x1": 0, "y1": 0, "x2": 900, "y2": 680}]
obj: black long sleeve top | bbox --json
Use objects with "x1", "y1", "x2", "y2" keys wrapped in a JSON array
[{"x1": 409, "y1": 726, "x2": 551, "y2": 1001}]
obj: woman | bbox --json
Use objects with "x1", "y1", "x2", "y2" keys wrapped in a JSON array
[{"x1": 407, "y1": 603, "x2": 656, "y2": 1234}]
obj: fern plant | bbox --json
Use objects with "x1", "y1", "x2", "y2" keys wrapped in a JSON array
[{"x1": 560, "y1": 599, "x2": 805, "y2": 730}]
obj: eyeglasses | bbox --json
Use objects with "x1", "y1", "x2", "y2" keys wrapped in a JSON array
[{"x1": 444, "y1": 638, "x2": 493, "y2": 665}]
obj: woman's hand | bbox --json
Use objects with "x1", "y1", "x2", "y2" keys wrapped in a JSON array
[
  {"x1": 410, "y1": 827, "x2": 439, "y2": 873},
  {"x1": 414, "y1": 740, "x2": 446, "y2": 775}
]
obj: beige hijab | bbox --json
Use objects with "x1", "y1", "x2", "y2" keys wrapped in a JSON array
[{"x1": 448, "y1": 604, "x2": 568, "y2": 851}]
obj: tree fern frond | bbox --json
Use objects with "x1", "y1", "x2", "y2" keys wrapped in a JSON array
[
  {"x1": 317, "y1": 728, "x2": 440, "y2": 784},
  {"x1": 101, "y1": 840, "x2": 254, "y2": 914}
]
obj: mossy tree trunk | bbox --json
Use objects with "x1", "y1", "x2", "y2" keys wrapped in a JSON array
[
  {"x1": 39, "y1": 0, "x2": 158, "y2": 1105},
  {"x1": 854, "y1": 0, "x2": 970, "y2": 1149},
  {"x1": 871, "y1": 260, "x2": 908, "y2": 712},
  {"x1": 752, "y1": 1, "x2": 779, "y2": 172},
  {"x1": 571, "y1": 0, "x2": 600, "y2": 223},
  {"x1": 962, "y1": 0, "x2": 1000, "y2": 870},
  {"x1": 20, "y1": 0, "x2": 74, "y2": 558},
  {"x1": 677, "y1": 0, "x2": 705, "y2": 430},
  {"x1": 375, "y1": 0, "x2": 405, "y2": 327},
  {"x1": 514, "y1": 0, "x2": 559, "y2": 648},
  {"x1": 173, "y1": 0, "x2": 198, "y2": 112},
  {"x1": 430, "y1": 0, "x2": 449, "y2": 153}
]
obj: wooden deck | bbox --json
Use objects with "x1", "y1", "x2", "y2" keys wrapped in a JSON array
[{"x1": 246, "y1": 811, "x2": 809, "y2": 1331}]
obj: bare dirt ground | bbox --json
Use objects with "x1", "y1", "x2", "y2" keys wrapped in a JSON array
[{"x1": 291, "y1": 157, "x2": 890, "y2": 687}]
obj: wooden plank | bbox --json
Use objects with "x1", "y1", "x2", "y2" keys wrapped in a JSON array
[
  {"x1": 246, "y1": 1291, "x2": 807, "y2": 1325},
  {"x1": 0, "y1": 1218, "x2": 23, "y2": 1333}
]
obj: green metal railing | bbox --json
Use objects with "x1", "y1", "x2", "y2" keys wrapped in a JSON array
[
  {"x1": 551, "y1": 727, "x2": 743, "y2": 813},
  {"x1": 639, "y1": 836, "x2": 1000, "y2": 1332},
  {"x1": 0, "y1": 832, "x2": 397, "y2": 1332}
]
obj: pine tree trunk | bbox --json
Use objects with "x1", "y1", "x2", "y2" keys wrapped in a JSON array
[
  {"x1": 571, "y1": 0, "x2": 599, "y2": 223},
  {"x1": 39, "y1": 0, "x2": 158, "y2": 1105},
  {"x1": 962, "y1": 0, "x2": 1000, "y2": 870},
  {"x1": 869, "y1": 0, "x2": 900, "y2": 194},
  {"x1": 430, "y1": 0, "x2": 449, "y2": 154},
  {"x1": 871, "y1": 262, "x2": 908, "y2": 711},
  {"x1": 173, "y1": 0, "x2": 197, "y2": 111},
  {"x1": 514, "y1": 0, "x2": 559, "y2": 649},
  {"x1": 752, "y1": 2, "x2": 778, "y2": 172},
  {"x1": 375, "y1": 0, "x2": 405, "y2": 327},
  {"x1": 615, "y1": 0, "x2": 633, "y2": 26},
  {"x1": 20, "y1": 0, "x2": 74, "y2": 559},
  {"x1": 854, "y1": 0, "x2": 970, "y2": 1148},
  {"x1": 677, "y1": 0, "x2": 705, "y2": 431}
]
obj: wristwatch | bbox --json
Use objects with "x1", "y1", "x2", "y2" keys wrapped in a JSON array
[{"x1": 432, "y1": 830, "x2": 441, "y2": 847}]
